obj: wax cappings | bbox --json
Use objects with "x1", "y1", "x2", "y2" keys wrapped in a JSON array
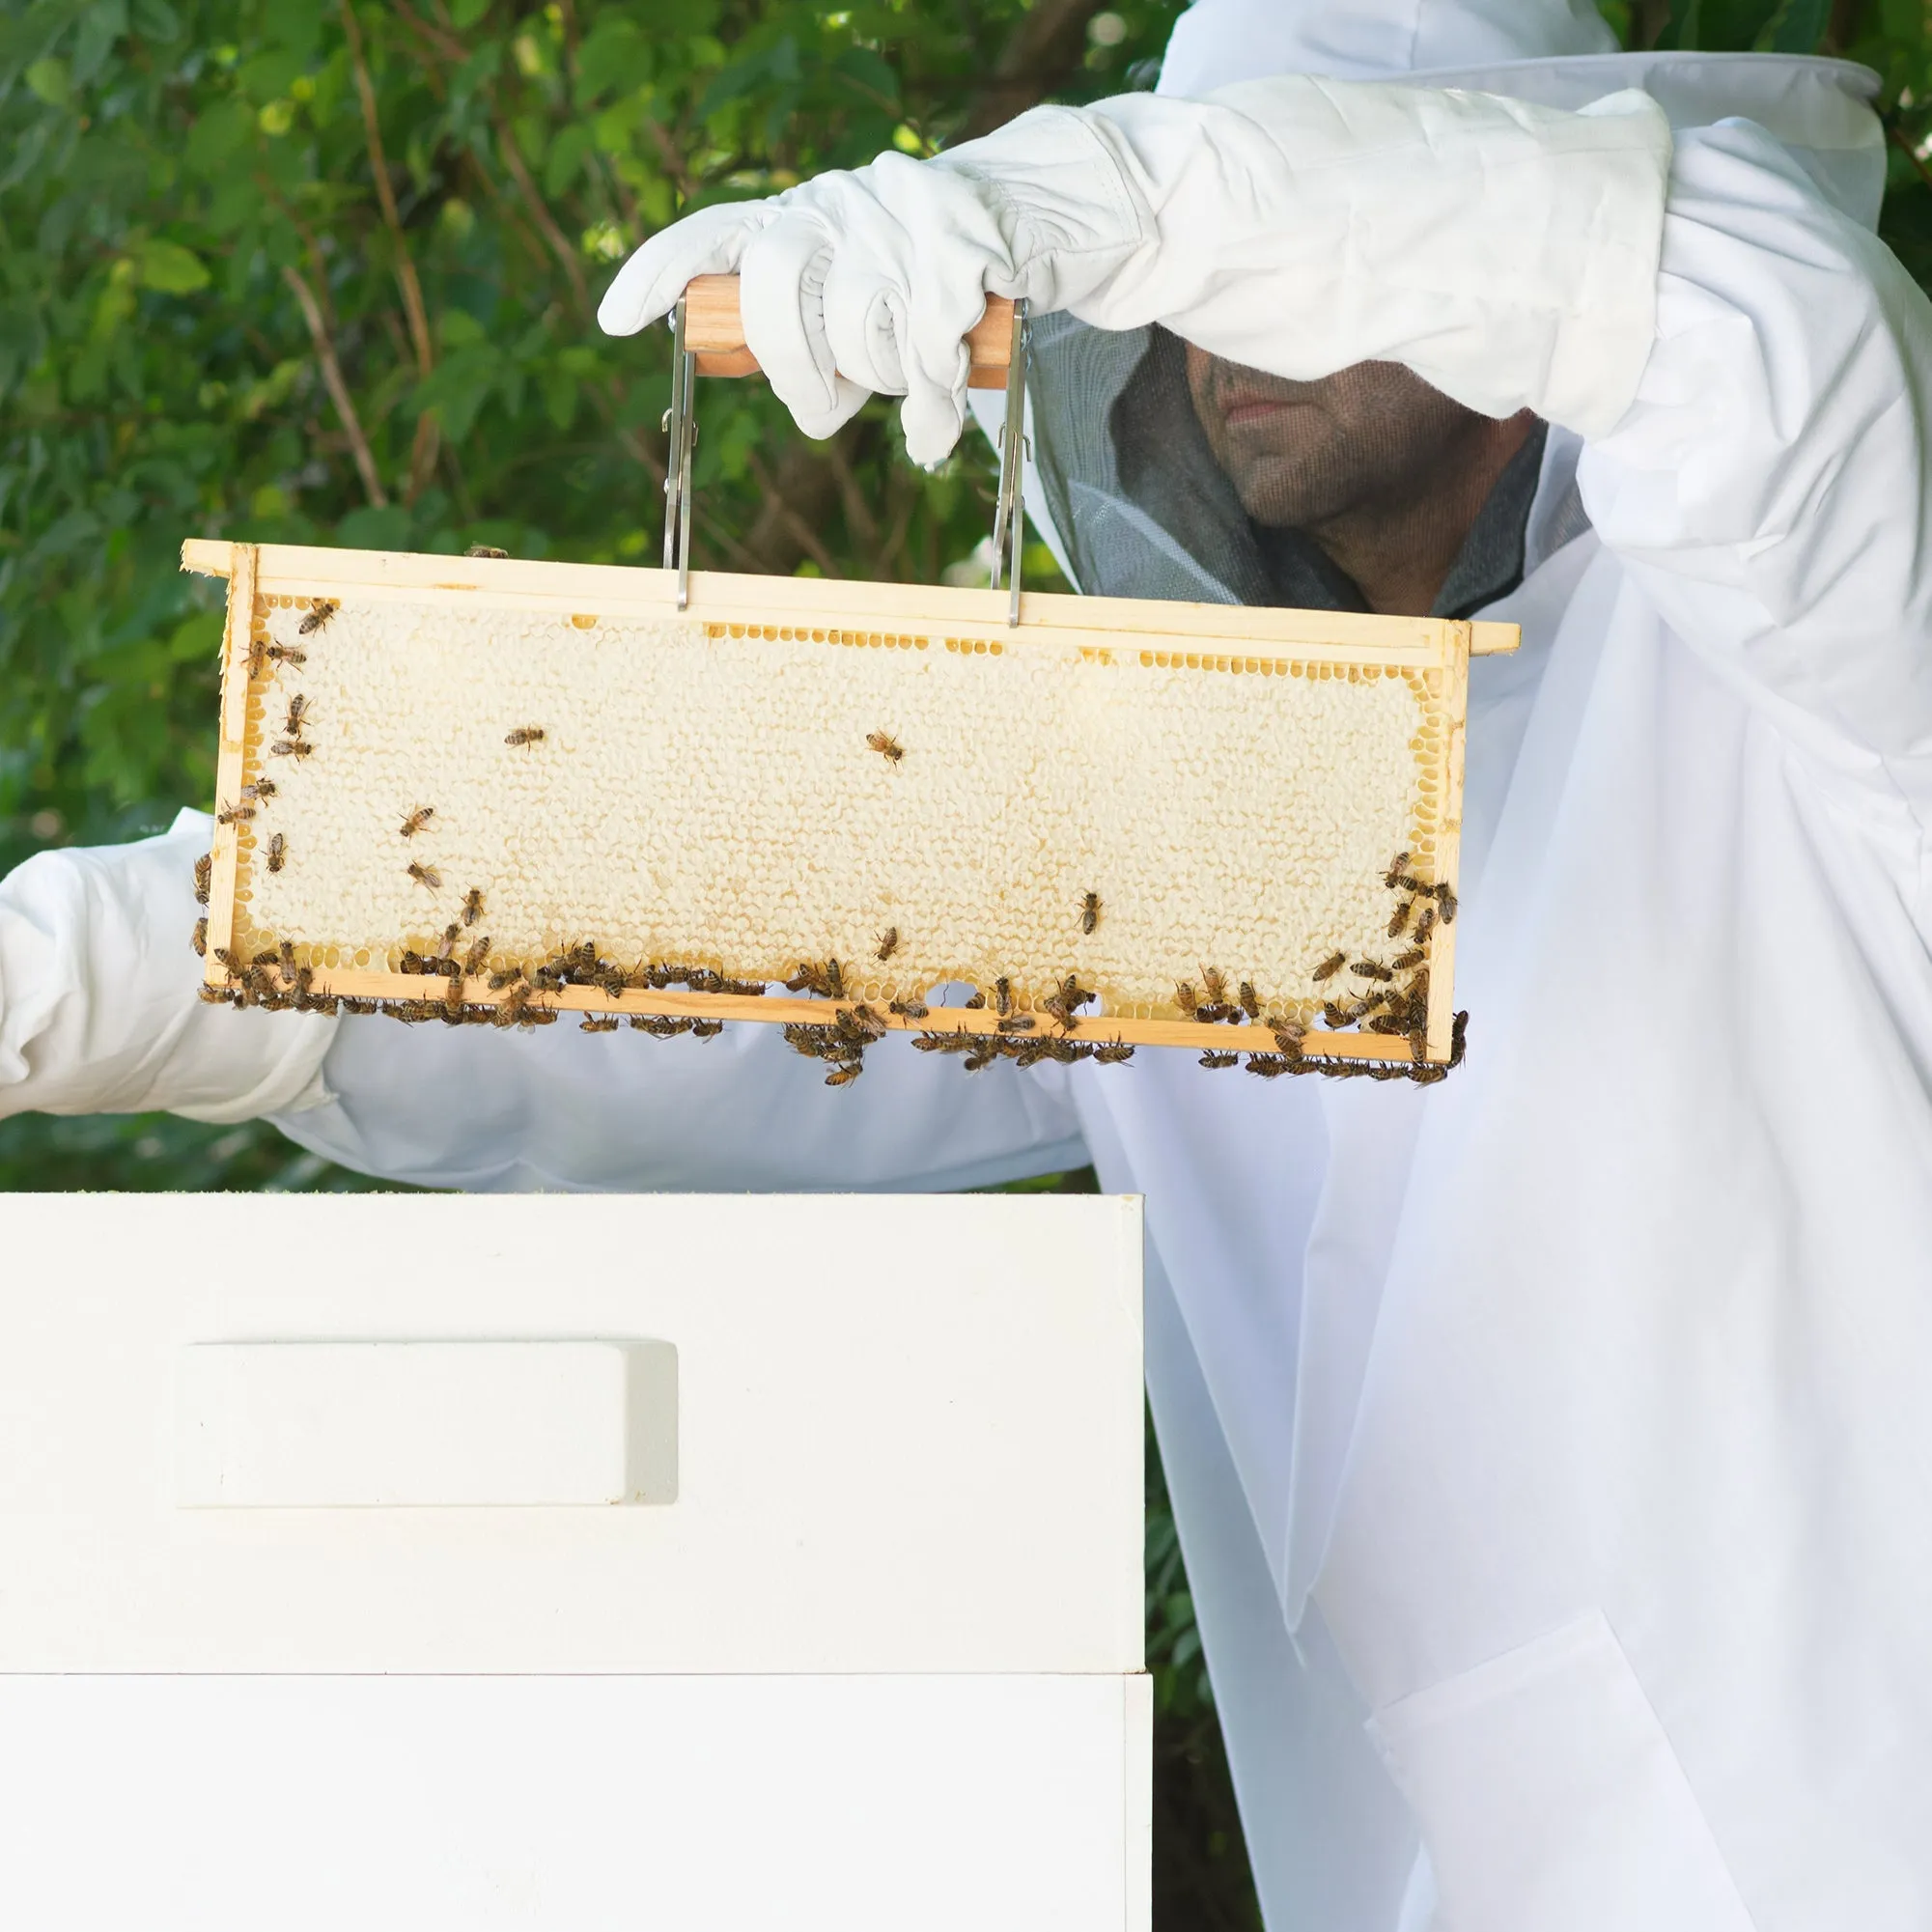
[{"x1": 231, "y1": 592, "x2": 1445, "y2": 1023}]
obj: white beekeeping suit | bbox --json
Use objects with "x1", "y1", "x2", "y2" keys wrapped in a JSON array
[{"x1": 4, "y1": 1, "x2": 1928, "y2": 1925}]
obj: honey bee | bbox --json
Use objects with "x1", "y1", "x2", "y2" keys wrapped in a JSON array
[
  {"x1": 1239, "y1": 981, "x2": 1261, "y2": 1021},
  {"x1": 190, "y1": 917, "x2": 207, "y2": 956},
  {"x1": 826, "y1": 1064, "x2": 863, "y2": 1086},
  {"x1": 963, "y1": 992, "x2": 987, "y2": 1010},
  {"x1": 994, "y1": 975, "x2": 1013, "y2": 1017},
  {"x1": 691, "y1": 1019, "x2": 724, "y2": 1040},
  {"x1": 504, "y1": 727, "x2": 546, "y2": 747},
  {"x1": 1391, "y1": 947, "x2": 1425, "y2": 971},
  {"x1": 268, "y1": 738, "x2": 312, "y2": 760},
  {"x1": 1174, "y1": 981, "x2": 1199, "y2": 1018},
  {"x1": 462, "y1": 936, "x2": 490, "y2": 974},
  {"x1": 462, "y1": 888, "x2": 485, "y2": 927},
  {"x1": 1092, "y1": 1038, "x2": 1135, "y2": 1065},
  {"x1": 283, "y1": 694, "x2": 309, "y2": 736},
  {"x1": 996, "y1": 1015, "x2": 1036, "y2": 1033},
  {"x1": 1413, "y1": 905, "x2": 1438, "y2": 945},
  {"x1": 1081, "y1": 891, "x2": 1102, "y2": 935},
  {"x1": 193, "y1": 854, "x2": 211, "y2": 905},
  {"x1": 464, "y1": 545, "x2": 510, "y2": 559},
  {"x1": 1353, "y1": 959, "x2": 1393, "y2": 983},
  {"x1": 1435, "y1": 884, "x2": 1459, "y2": 924},
  {"x1": 785, "y1": 958, "x2": 847, "y2": 1000},
  {"x1": 1388, "y1": 899, "x2": 1414, "y2": 938},
  {"x1": 245, "y1": 633, "x2": 268, "y2": 681},
  {"x1": 962, "y1": 1046, "x2": 999, "y2": 1073},
  {"x1": 406, "y1": 861, "x2": 441, "y2": 889},
  {"x1": 197, "y1": 982, "x2": 235, "y2": 1005},
  {"x1": 866, "y1": 731, "x2": 905, "y2": 764},
  {"x1": 876, "y1": 927, "x2": 899, "y2": 962},
  {"x1": 1384, "y1": 852, "x2": 1412, "y2": 889},
  {"x1": 215, "y1": 800, "x2": 254, "y2": 826},
  {"x1": 1199, "y1": 1050, "x2": 1239, "y2": 1070},
  {"x1": 1450, "y1": 1010, "x2": 1469, "y2": 1068},
  {"x1": 400, "y1": 807, "x2": 434, "y2": 838},
  {"x1": 489, "y1": 966, "x2": 525, "y2": 991},
  {"x1": 1201, "y1": 966, "x2": 1229, "y2": 1007},
  {"x1": 580, "y1": 1014, "x2": 620, "y2": 1032},
  {"x1": 888, "y1": 997, "x2": 929, "y2": 1020},
  {"x1": 1312, "y1": 950, "x2": 1347, "y2": 983},
  {"x1": 297, "y1": 600, "x2": 338, "y2": 636},
  {"x1": 341, "y1": 996, "x2": 379, "y2": 1016},
  {"x1": 266, "y1": 643, "x2": 306, "y2": 665},
  {"x1": 1271, "y1": 1022, "x2": 1306, "y2": 1059},
  {"x1": 241, "y1": 779, "x2": 277, "y2": 802},
  {"x1": 278, "y1": 939, "x2": 297, "y2": 979},
  {"x1": 266, "y1": 832, "x2": 286, "y2": 872}
]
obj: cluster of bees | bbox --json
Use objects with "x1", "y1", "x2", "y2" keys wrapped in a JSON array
[{"x1": 1149, "y1": 854, "x2": 1467, "y2": 1083}]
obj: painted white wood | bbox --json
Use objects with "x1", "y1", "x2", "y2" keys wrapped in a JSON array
[
  {"x1": 0, "y1": 1671, "x2": 1152, "y2": 1932},
  {"x1": 0, "y1": 1192, "x2": 1143, "y2": 1673},
  {"x1": 175, "y1": 1340, "x2": 677, "y2": 1507}
]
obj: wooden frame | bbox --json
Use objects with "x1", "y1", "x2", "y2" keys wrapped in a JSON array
[{"x1": 183, "y1": 540, "x2": 1512, "y2": 1068}]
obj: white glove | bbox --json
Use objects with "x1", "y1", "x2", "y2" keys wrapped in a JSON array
[
  {"x1": 0, "y1": 809, "x2": 337, "y2": 1124},
  {"x1": 598, "y1": 77, "x2": 1671, "y2": 463}
]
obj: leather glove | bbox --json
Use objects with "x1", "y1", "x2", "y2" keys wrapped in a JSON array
[
  {"x1": 598, "y1": 76, "x2": 1671, "y2": 464},
  {"x1": 0, "y1": 809, "x2": 336, "y2": 1124}
]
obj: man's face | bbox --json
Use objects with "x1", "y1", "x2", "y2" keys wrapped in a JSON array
[{"x1": 1185, "y1": 346, "x2": 1487, "y2": 531}]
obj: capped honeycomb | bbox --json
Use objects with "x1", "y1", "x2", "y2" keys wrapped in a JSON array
[{"x1": 186, "y1": 543, "x2": 1500, "y2": 1077}]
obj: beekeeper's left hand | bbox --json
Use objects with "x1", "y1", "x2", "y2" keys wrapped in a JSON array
[{"x1": 597, "y1": 79, "x2": 1671, "y2": 464}]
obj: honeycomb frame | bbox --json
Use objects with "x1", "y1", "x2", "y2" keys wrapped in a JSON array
[{"x1": 182, "y1": 541, "x2": 1517, "y2": 1065}]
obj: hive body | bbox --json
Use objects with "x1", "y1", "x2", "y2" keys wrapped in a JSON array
[{"x1": 184, "y1": 543, "x2": 1512, "y2": 1064}]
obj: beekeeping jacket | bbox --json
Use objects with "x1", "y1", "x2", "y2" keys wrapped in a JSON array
[{"x1": 1, "y1": 2, "x2": 1925, "y2": 1926}]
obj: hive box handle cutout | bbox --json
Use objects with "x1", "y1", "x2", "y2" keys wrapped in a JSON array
[{"x1": 174, "y1": 1340, "x2": 678, "y2": 1508}]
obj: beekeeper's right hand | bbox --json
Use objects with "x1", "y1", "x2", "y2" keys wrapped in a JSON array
[
  {"x1": 0, "y1": 809, "x2": 336, "y2": 1123},
  {"x1": 597, "y1": 76, "x2": 1670, "y2": 463}
]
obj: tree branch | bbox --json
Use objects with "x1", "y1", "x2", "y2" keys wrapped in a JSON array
[
  {"x1": 338, "y1": 0, "x2": 440, "y2": 498},
  {"x1": 960, "y1": 0, "x2": 1108, "y2": 140},
  {"x1": 494, "y1": 117, "x2": 592, "y2": 315},
  {"x1": 281, "y1": 263, "x2": 389, "y2": 508}
]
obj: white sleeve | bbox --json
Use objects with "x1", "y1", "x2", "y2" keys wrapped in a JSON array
[
  {"x1": 272, "y1": 1015, "x2": 1091, "y2": 1194},
  {"x1": 1577, "y1": 122, "x2": 1932, "y2": 820},
  {"x1": 0, "y1": 810, "x2": 336, "y2": 1125},
  {"x1": 1073, "y1": 75, "x2": 1672, "y2": 437}
]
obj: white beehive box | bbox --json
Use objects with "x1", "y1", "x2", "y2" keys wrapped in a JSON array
[{"x1": 0, "y1": 1192, "x2": 1147, "y2": 1931}]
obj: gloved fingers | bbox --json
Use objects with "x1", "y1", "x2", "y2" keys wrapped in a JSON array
[
  {"x1": 596, "y1": 202, "x2": 768, "y2": 337},
  {"x1": 739, "y1": 214, "x2": 868, "y2": 440},
  {"x1": 818, "y1": 257, "x2": 980, "y2": 466}
]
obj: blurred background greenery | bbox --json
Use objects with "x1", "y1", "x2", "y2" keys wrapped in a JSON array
[{"x1": 4, "y1": 0, "x2": 1930, "y2": 1921}]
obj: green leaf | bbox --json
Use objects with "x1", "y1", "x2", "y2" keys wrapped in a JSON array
[
  {"x1": 72, "y1": 3, "x2": 129, "y2": 87},
  {"x1": 184, "y1": 98, "x2": 255, "y2": 177},
  {"x1": 1755, "y1": 0, "x2": 1831, "y2": 52},
  {"x1": 335, "y1": 505, "x2": 412, "y2": 550},
  {"x1": 450, "y1": 0, "x2": 492, "y2": 24},
  {"x1": 130, "y1": 0, "x2": 183, "y2": 42},
  {"x1": 544, "y1": 122, "x2": 593, "y2": 198},
  {"x1": 574, "y1": 16, "x2": 654, "y2": 104},
  {"x1": 135, "y1": 238, "x2": 210, "y2": 294},
  {"x1": 23, "y1": 59, "x2": 72, "y2": 109}
]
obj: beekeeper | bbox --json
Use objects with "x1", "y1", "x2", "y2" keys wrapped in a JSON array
[{"x1": 3, "y1": 0, "x2": 1925, "y2": 1923}]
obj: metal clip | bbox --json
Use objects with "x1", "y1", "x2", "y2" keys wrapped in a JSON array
[
  {"x1": 661, "y1": 294, "x2": 698, "y2": 610},
  {"x1": 988, "y1": 297, "x2": 1030, "y2": 627}
]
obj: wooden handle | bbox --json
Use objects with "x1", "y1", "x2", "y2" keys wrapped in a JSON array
[{"x1": 684, "y1": 274, "x2": 1018, "y2": 390}]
